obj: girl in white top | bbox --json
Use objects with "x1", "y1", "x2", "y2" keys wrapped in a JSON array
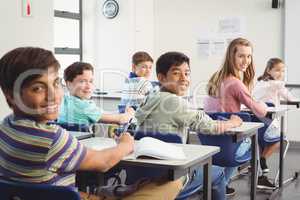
[
  {"x1": 253, "y1": 58, "x2": 299, "y2": 175},
  {"x1": 253, "y1": 58, "x2": 298, "y2": 106}
]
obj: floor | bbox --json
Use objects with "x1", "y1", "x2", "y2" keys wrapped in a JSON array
[{"x1": 189, "y1": 147, "x2": 300, "y2": 200}]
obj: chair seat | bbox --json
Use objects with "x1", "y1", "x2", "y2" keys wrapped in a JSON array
[{"x1": 0, "y1": 179, "x2": 81, "y2": 200}]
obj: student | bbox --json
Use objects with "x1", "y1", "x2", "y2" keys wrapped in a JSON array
[
  {"x1": 135, "y1": 51, "x2": 243, "y2": 200},
  {"x1": 120, "y1": 51, "x2": 154, "y2": 109},
  {"x1": 58, "y1": 62, "x2": 134, "y2": 125},
  {"x1": 254, "y1": 58, "x2": 298, "y2": 106},
  {"x1": 204, "y1": 38, "x2": 275, "y2": 191},
  {"x1": 0, "y1": 47, "x2": 183, "y2": 200},
  {"x1": 253, "y1": 58, "x2": 299, "y2": 173}
]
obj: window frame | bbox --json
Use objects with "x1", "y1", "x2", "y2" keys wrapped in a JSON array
[{"x1": 54, "y1": 0, "x2": 82, "y2": 61}]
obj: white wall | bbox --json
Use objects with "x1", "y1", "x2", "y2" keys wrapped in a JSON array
[
  {"x1": 83, "y1": 0, "x2": 155, "y2": 91},
  {"x1": 154, "y1": 0, "x2": 283, "y2": 92},
  {"x1": 82, "y1": 0, "x2": 300, "y2": 142},
  {"x1": 83, "y1": 0, "x2": 283, "y2": 91},
  {"x1": 284, "y1": 0, "x2": 300, "y2": 85},
  {"x1": 0, "y1": 0, "x2": 54, "y2": 118}
]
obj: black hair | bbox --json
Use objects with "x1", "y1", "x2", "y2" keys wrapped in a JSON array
[{"x1": 156, "y1": 52, "x2": 190, "y2": 76}]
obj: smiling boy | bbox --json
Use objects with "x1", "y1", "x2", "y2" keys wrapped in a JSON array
[
  {"x1": 0, "y1": 47, "x2": 182, "y2": 200},
  {"x1": 134, "y1": 51, "x2": 243, "y2": 200},
  {"x1": 58, "y1": 62, "x2": 134, "y2": 125},
  {"x1": 120, "y1": 51, "x2": 154, "y2": 109}
]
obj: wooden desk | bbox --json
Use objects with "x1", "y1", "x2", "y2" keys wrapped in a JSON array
[{"x1": 78, "y1": 137, "x2": 220, "y2": 200}]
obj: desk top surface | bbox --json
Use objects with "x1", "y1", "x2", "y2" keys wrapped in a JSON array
[
  {"x1": 91, "y1": 91, "x2": 123, "y2": 99},
  {"x1": 191, "y1": 121, "x2": 263, "y2": 141},
  {"x1": 80, "y1": 137, "x2": 219, "y2": 169},
  {"x1": 70, "y1": 131, "x2": 93, "y2": 137},
  {"x1": 225, "y1": 122, "x2": 264, "y2": 134}
]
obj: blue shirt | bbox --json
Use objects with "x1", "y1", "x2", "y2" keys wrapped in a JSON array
[{"x1": 58, "y1": 95, "x2": 102, "y2": 124}]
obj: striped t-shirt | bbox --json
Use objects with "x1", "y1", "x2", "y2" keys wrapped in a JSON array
[
  {"x1": 120, "y1": 75, "x2": 154, "y2": 108},
  {"x1": 0, "y1": 115, "x2": 87, "y2": 187}
]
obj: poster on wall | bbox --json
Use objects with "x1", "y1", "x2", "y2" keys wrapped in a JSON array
[{"x1": 197, "y1": 16, "x2": 245, "y2": 59}]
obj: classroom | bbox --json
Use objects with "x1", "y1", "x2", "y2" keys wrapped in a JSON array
[{"x1": 0, "y1": 0, "x2": 299, "y2": 200}]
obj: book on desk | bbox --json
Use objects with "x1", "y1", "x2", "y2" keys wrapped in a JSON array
[
  {"x1": 133, "y1": 137, "x2": 186, "y2": 160},
  {"x1": 81, "y1": 136, "x2": 186, "y2": 160}
]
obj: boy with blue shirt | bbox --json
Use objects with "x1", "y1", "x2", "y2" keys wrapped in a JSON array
[
  {"x1": 0, "y1": 47, "x2": 182, "y2": 200},
  {"x1": 135, "y1": 51, "x2": 243, "y2": 200},
  {"x1": 120, "y1": 51, "x2": 154, "y2": 109},
  {"x1": 59, "y1": 62, "x2": 134, "y2": 125}
]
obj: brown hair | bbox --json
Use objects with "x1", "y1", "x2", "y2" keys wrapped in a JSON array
[
  {"x1": 257, "y1": 58, "x2": 283, "y2": 81},
  {"x1": 64, "y1": 62, "x2": 93, "y2": 82},
  {"x1": 132, "y1": 51, "x2": 153, "y2": 65},
  {"x1": 0, "y1": 47, "x2": 59, "y2": 93},
  {"x1": 207, "y1": 38, "x2": 255, "y2": 96}
]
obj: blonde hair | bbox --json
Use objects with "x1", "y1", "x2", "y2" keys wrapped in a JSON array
[{"x1": 207, "y1": 38, "x2": 255, "y2": 96}]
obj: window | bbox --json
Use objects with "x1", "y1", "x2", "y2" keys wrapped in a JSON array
[{"x1": 54, "y1": 0, "x2": 82, "y2": 76}]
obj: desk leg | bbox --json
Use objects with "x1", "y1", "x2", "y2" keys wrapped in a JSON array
[
  {"x1": 267, "y1": 116, "x2": 286, "y2": 200},
  {"x1": 203, "y1": 158, "x2": 212, "y2": 200},
  {"x1": 279, "y1": 116, "x2": 284, "y2": 188},
  {"x1": 250, "y1": 131, "x2": 258, "y2": 200}
]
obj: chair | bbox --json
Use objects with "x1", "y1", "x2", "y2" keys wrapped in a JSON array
[
  {"x1": 197, "y1": 112, "x2": 252, "y2": 167},
  {"x1": 125, "y1": 130, "x2": 201, "y2": 200},
  {"x1": 250, "y1": 102, "x2": 284, "y2": 149},
  {"x1": 0, "y1": 179, "x2": 81, "y2": 200},
  {"x1": 133, "y1": 130, "x2": 183, "y2": 143}
]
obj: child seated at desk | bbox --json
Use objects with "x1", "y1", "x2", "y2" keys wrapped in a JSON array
[
  {"x1": 120, "y1": 51, "x2": 156, "y2": 109},
  {"x1": 0, "y1": 47, "x2": 183, "y2": 200},
  {"x1": 58, "y1": 62, "x2": 134, "y2": 125},
  {"x1": 254, "y1": 58, "x2": 298, "y2": 106},
  {"x1": 253, "y1": 57, "x2": 299, "y2": 173},
  {"x1": 134, "y1": 51, "x2": 243, "y2": 200},
  {"x1": 205, "y1": 37, "x2": 277, "y2": 191}
]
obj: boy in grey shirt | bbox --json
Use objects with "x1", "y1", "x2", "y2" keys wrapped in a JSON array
[{"x1": 135, "y1": 52, "x2": 242, "y2": 200}]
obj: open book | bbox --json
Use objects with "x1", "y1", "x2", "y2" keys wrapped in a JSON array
[{"x1": 133, "y1": 137, "x2": 186, "y2": 160}]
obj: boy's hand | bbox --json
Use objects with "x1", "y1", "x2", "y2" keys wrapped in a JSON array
[
  {"x1": 119, "y1": 107, "x2": 135, "y2": 124},
  {"x1": 229, "y1": 115, "x2": 242, "y2": 127},
  {"x1": 117, "y1": 132, "x2": 134, "y2": 155},
  {"x1": 125, "y1": 107, "x2": 135, "y2": 117}
]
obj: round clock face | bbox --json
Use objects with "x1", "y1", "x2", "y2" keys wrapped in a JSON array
[{"x1": 102, "y1": 0, "x2": 119, "y2": 19}]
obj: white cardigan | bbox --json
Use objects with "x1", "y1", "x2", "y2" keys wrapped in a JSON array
[{"x1": 253, "y1": 80, "x2": 298, "y2": 106}]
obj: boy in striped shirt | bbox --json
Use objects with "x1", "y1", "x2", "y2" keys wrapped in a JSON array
[
  {"x1": 120, "y1": 51, "x2": 155, "y2": 109},
  {"x1": 0, "y1": 47, "x2": 182, "y2": 200}
]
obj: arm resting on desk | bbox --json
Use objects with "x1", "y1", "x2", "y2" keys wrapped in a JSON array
[
  {"x1": 79, "y1": 133, "x2": 134, "y2": 172},
  {"x1": 216, "y1": 115, "x2": 243, "y2": 133}
]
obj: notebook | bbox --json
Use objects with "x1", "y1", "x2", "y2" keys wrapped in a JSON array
[{"x1": 133, "y1": 137, "x2": 186, "y2": 160}]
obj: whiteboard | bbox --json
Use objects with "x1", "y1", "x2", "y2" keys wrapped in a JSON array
[{"x1": 284, "y1": 0, "x2": 300, "y2": 84}]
